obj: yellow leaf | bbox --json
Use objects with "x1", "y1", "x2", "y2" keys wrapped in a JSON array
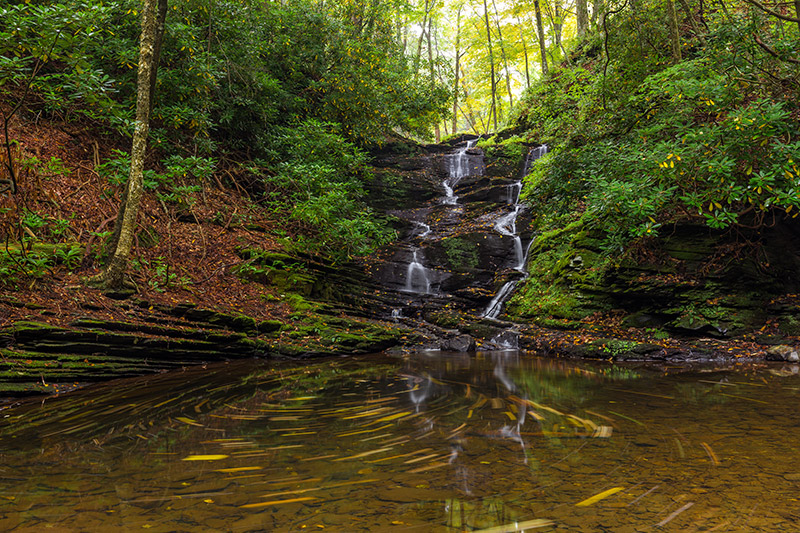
[
  {"x1": 374, "y1": 411, "x2": 411, "y2": 423},
  {"x1": 182, "y1": 455, "x2": 229, "y2": 461},
  {"x1": 576, "y1": 487, "x2": 625, "y2": 507},
  {"x1": 176, "y1": 416, "x2": 203, "y2": 427},
  {"x1": 757, "y1": 187, "x2": 762, "y2": 194},
  {"x1": 240, "y1": 497, "x2": 316, "y2": 509},
  {"x1": 670, "y1": 160, "x2": 674, "y2": 168},
  {"x1": 216, "y1": 466, "x2": 263, "y2": 473}
]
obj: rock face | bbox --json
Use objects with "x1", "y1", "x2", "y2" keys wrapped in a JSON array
[
  {"x1": 509, "y1": 215, "x2": 800, "y2": 342},
  {"x1": 363, "y1": 138, "x2": 536, "y2": 325}
]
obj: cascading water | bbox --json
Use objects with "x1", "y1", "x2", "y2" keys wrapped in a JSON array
[
  {"x1": 493, "y1": 207, "x2": 525, "y2": 271},
  {"x1": 520, "y1": 144, "x2": 549, "y2": 177},
  {"x1": 482, "y1": 281, "x2": 518, "y2": 319},
  {"x1": 404, "y1": 249, "x2": 431, "y2": 294},
  {"x1": 443, "y1": 139, "x2": 478, "y2": 205},
  {"x1": 412, "y1": 221, "x2": 431, "y2": 238},
  {"x1": 482, "y1": 144, "x2": 549, "y2": 319}
]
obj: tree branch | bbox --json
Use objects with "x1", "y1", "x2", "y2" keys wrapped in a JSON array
[
  {"x1": 742, "y1": 0, "x2": 800, "y2": 22},
  {"x1": 753, "y1": 33, "x2": 800, "y2": 64}
]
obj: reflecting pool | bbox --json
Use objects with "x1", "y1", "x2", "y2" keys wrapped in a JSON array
[{"x1": 1, "y1": 351, "x2": 799, "y2": 531}]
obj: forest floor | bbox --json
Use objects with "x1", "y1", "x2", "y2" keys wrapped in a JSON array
[{"x1": 0, "y1": 107, "x2": 295, "y2": 329}]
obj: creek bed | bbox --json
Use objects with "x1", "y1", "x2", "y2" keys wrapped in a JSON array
[{"x1": 0, "y1": 351, "x2": 798, "y2": 531}]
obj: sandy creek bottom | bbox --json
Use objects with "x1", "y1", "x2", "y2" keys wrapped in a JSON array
[{"x1": 1, "y1": 351, "x2": 799, "y2": 532}]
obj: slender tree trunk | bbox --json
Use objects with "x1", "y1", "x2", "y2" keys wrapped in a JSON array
[
  {"x1": 552, "y1": 3, "x2": 563, "y2": 54},
  {"x1": 577, "y1": 0, "x2": 589, "y2": 36},
  {"x1": 99, "y1": 0, "x2": 161, "y2": 290},
  {"x1": 534, "y1": 0, "x2": 549, "y2": 76},
  {"x1": 109, "y1": 0, "x2": 167, "y2": 257},
  {"x1": 592, "y1": 0, "x2": 604, "y2": 30},
  {"x1": 482, "y1": 0, "x2": 498, "y2": 131},
  {"x1": 796, "y1": 0, "x2": 800, "y2": 33},
  {"x1": 667, "y1": 0, "x2": 682, "y2": 61},
  {"x1": 452, "y1": 5, "x2": 463, "y2": 134},
  {"x1": 516, "y1": 15, "x2": 531, "y2": 89},
  {"x1": 149, "y1": 0, "x2": 168, "y2": 109},
  {"x1": 491, "y1": 0, "x2": 514, "y2": 111},
  {"x1": 415, "y1": 0, "x2": 430, "y2": 73},
  {"x1": 675, "y1": 0, "x2": 706, "y2": 43},
  {"x1": 426, "y1": 17, "x2": 440, "y2": 142}
]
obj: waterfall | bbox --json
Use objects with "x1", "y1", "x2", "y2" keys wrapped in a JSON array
[
  {"x1": 412, "y1": 221, "x2": 431, "y2": 238},
  {"x1": 404, "y1": 249, "x2": 431, "y2": 294},
  {"x1": 506, "y1": 182, "x2": 522, "y2": 205},
  {"x1": 482, "y1": 144, "x2": 549, "y2": 319},
  {"x1": 483, "y1": 281, "x2": 518, "y2": 319},
  {"x1": 521, "y1": 144, "x2": 549, "y2": 177},
  {"x1": 493, "y1": 207, "x2": 525, "y2": 270},
  {"x1": 443, "y1": 138, "x2": 479, "y2": 205}
]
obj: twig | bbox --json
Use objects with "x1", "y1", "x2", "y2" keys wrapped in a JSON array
[
  {"x1": 655, "y1": 501, "x2": 694, "y2": 527},
  {"x1": 742, "y1": 0, "x2": 800, "y2": 22},
  {"x1": 753, "y1": 33, "x2": 800, "y2": 64}
]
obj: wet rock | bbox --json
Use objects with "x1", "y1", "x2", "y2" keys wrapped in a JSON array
[
  {"x1": 442, "y1": 334, "x2": 476, "y2": 352},
  {"x1": 484, "y1": 330, "x2": 519, "y2": 350},
  {"x1": 766, "y1": 345, "x2": 800, "y2": 362}
]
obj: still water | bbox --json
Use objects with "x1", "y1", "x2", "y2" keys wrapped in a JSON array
[{"x1": 1, "y1": 351, "x2": 799, "y2": 532}]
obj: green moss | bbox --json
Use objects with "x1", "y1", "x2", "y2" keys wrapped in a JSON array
[
  {"x1": 425, "y1": 309, "x2": 469, "y2": 329},
  {"x1": 506, "y1": 218, "x2": 610, "y2": 322},
  {"x1": 440, "y1": 237, "x2": 480, "y2": 272}
]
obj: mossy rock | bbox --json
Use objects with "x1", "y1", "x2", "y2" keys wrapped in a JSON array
[{"x1": 424, "y1": 309, "x2": 469, "y2": 329}]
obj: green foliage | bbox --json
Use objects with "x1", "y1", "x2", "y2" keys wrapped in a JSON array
[
  {"x1": 477, "y1": 134, "x2": 528, "y2": 161},
  {"x1": 441, "y1": 237, "x2": 479, "y2": 271},
  {"x1": 515, "y1": 0, "x2": 800, "y2": 255},
  {"x1": 0, "y1": 1, "x2": 122, "y2": 123},
  {"x1": 132, "y1": 255, "x2": 189, "y2": 292},
  {"x1": 261, "y1": 119, "x2": 396, "y2": 261},
  {"x1": 0, "y1": 243, "x2": 82, "y2": 286}
]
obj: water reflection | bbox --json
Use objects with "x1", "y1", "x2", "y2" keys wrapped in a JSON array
[{"x1": 1, "y1": 353, "x2": 799, "y2": 531}]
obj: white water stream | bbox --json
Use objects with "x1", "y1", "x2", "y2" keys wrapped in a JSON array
[
  {"x1": 482, "y1": 144, "x2": 548, "y2": 319},
  {"x1": 443, "y1": 138, "x2": 478, "y2": 205},
  {"x1": 404, "y1": 248, "x2": 431, "y2": 294}
]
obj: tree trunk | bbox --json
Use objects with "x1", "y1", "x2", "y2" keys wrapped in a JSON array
[
  {"x1": 415, "y1": 0, "x2": 430, "y2": 74},
  {"x1": 675, "y1": 0, "x2": 706, "y2": 44},
  {"x1": 426, "y1": 16, "x2": 440, "y2": 142},
  {"x1": 534, "y1": 0, "x2": 549, "y2": 76},
  {"x1": 795, "y1": 0, "x2": 800, "y2": 33},
  {"x1": 452, "y1": 5, "x2": 463, "y2": 134},
  {"x1": 100, "y1": 0, "x2": 161, "y2": 290},
  {"x1": 592, "y1": 0, "x2": 604, "y2": 30},
  {"x1": 516, "y1": 15, "x2": 531, "y2": 89},
  {"x1": 482, "y1": 0, "x2": 498, "y2": 131},
  {"x1": 577, "y1": 0, "x2": 589, "y2": 36},
  {"x1": 491, "y1": 0, "x2": 514, "y2": 112},
  {"x1": 667, "y1": 0, "x2": 682, "y2": 61}
]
